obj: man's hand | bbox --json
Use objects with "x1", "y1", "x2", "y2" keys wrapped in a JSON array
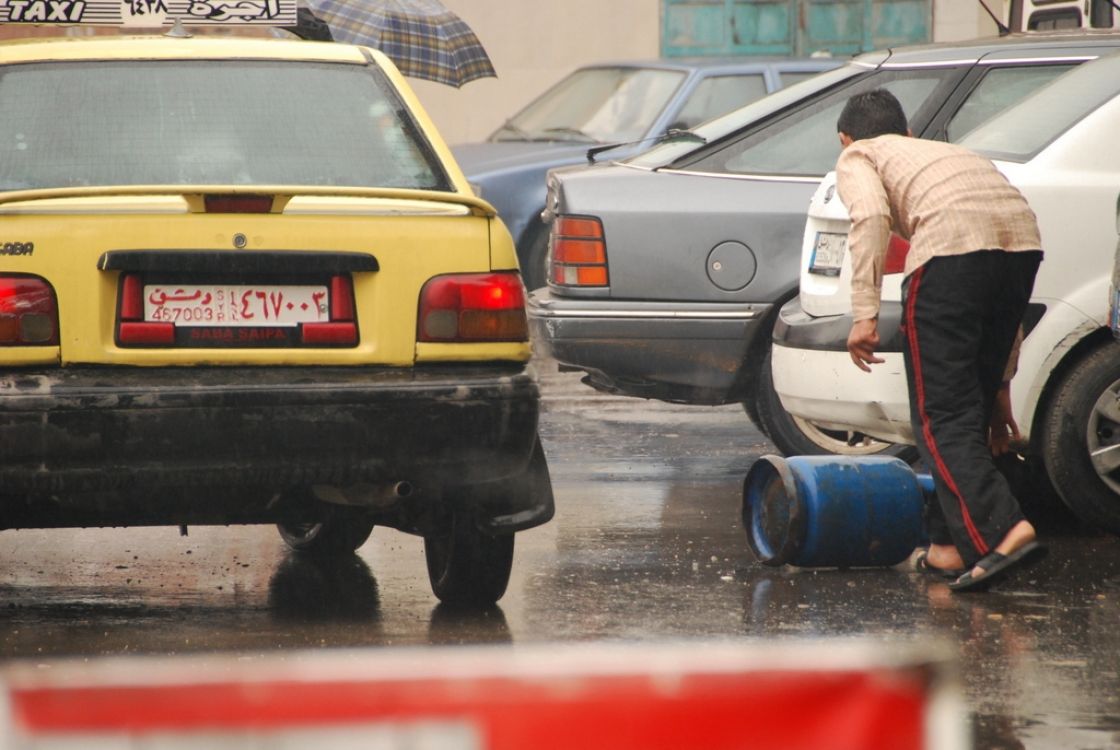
[
  {"x1": 847, "y1": 317, "x2": 885, "y2": 372},
  {"x1": 989, "y1": 382, "x2": 1020, "y2": 456}
]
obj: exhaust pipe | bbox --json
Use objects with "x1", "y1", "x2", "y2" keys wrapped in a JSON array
[{"x1": 312, "y1": 480, "x2": 418, "y2": 508}]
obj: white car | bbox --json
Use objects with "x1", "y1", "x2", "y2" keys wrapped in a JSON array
[{"x1": 772, "y1": 53, "x2": 1120, "y2": 533}]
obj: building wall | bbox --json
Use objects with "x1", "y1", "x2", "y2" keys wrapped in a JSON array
[
  {"x1": 412, "y1": 0, "x2": 1000, "y2": 146},
  {"x1": 934, "y1": 0, "x2": 1001, "y2": 42},
  {"x1": 410, "y1": 0, "x2": 660, "y2": 146}
]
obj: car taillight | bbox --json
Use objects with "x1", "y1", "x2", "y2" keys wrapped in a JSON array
[
  {"x1": 418, "y1": 272, "x2": 527, "y2": 342},
  {"x1": 0, "y1": 275, "x2": 58, "y2": 345},
  {"x1": 550, "y1": 216, "x2": 608, "y2": 287},
  {"x1": 884, "y1": 234, "x2": 911, "y2": 275}
]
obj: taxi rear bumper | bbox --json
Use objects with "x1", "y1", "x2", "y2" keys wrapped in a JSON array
[{"x1": 0, "y1": 364, "x2": 543, "y2": 530}]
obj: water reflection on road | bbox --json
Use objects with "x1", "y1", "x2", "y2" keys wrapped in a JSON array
[{"x1": 0, "y1": 361, "x2": 1117, "y2": 748}]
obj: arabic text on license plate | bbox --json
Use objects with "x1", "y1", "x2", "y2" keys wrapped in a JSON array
[
  {"x1": 144, "y1": 284, "x2": 330, "y2": 327},
  {"x1": 809, "y1": 232, "x2": 847, "y2": 276}
]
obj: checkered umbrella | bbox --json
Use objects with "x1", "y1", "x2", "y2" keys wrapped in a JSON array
[{"x1": 290, "y1": 0, "x2": 496, "y2": 87}]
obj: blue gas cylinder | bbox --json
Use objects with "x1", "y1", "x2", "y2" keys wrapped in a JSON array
[{"x1": 742, "y1": 454, "x2": 932, "y2": 568}]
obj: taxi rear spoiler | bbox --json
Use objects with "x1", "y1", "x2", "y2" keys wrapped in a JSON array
[{"x1": 0, "y1": 185, "x2": 498, "y2": 218}]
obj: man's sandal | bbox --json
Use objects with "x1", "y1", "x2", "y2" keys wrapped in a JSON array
[
  {"x1": 948, "y1": 541, "x2": 1047, "y2": 593},
  {"x1": 914, "y1": 550, "x2": 965, "y2": 580}
]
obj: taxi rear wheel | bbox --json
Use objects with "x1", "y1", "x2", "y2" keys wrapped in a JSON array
[
  {"x1": 424, "y1": 512, "x2": 514, "y2": 606},
  {"x1": 276, "y1": 499, "x2": 375, "y2": 556}
]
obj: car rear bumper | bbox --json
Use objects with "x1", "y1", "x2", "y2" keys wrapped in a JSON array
[
  {"x1": 772, "y1": 297, "x2": 912, "y2": 444},
  {"x1": 528, "y1": 289, "x2": 771, "y2": 405},
  {"x1": 0, "y1": 364, "x2": 544, "y2": 528}
]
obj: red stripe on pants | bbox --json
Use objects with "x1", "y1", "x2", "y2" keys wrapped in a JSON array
[{"x1": 904, "y1": 267, "x2": 990, "y2": 556}]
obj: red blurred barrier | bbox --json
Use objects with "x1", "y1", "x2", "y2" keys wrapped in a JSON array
[{"x1": 0, "y1": 641, "x2": 966, "y2": 750}]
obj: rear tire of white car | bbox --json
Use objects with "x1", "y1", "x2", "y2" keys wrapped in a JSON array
[
  {"x1": 1040, "y1": 342, "x2": 1120, "y2": 535},
  {"x1": 277, "y1": 498, "x2": 376, "y2": 556},
  {"x1": 754, "y1": 348, "x2": 918, "y2": 461},
  {"x1": 425, "y1": 512, "x2": 515, "y2": 606}
]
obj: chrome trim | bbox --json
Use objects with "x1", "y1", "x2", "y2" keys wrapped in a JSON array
[
  {"x1": 657, "y1": 169, "x2": 823, "y2": 183},
  {"x1": 978, "y1": 55, "x2": 1098, "y2": 65},
  {"x1": 881, "y1": 58, "x2": 979, "y2": 68},
  {"x1": 880, "y1": 54, "x2": 1098, "y2": 70},
  {"x1": 530, "y1": 307, "x2": 759, "y2": 320}
]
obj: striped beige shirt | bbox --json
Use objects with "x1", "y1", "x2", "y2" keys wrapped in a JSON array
[{"x1": 836, "y1": 134, "x2": 1041, "y2": 323}]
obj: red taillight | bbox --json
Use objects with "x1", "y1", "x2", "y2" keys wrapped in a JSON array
[
  {"x1": 0, "y1": 276, "x2": 58, "y2": 345},
  {"x1": 550, "y1": 216, "x2": 608, "y2": 287},
  {"x1": 418, "y1": 272, "x2": 527, "y2": 342},
  {"x1": 204, "y1": 195, "x2": 274, "y2": 214},
  {"x1": 884, "y1": 234, "x2": 911, "y2": 275}
]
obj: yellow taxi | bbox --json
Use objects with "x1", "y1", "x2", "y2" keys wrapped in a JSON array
[{"x1": 0, "y1": 33, "x2": 552, "y2": 605}]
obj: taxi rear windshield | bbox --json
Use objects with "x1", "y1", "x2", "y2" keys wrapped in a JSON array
[{"x1": 0, "y1": 60, "x2": 450, "y2": 192}]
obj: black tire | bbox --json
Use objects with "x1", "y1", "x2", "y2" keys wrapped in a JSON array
[
  {"x1": 1039, "y1": 342, "x2": 1120, "y2": 534},
  {"x1": 754, "y1": 347, "x2": 918, "y2": 461},
  {"x1": 424, "y1": 511, "x2": 514, "y2": 606},
  {"x1": 276, "y1": 495, "x2": 375, "y2": 556},
  {"x1": 520, "y1": 225, "x2": 549, "y2": 291}
]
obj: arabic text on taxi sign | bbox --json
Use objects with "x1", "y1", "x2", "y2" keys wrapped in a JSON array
[{"x1": 0, "y1": 0, "x2": 296, "y2": 25}]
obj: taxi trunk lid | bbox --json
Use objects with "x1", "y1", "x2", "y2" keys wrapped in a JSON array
[{"x1": 2, "y1": 191, "x2": 495, "y2": 366}]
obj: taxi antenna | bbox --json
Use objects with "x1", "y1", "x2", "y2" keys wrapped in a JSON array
[{"x1": 165, "y1": 17, "x2": 193, "y2": 38}]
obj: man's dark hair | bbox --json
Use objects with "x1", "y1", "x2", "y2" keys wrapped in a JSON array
[{"x1": 836, "y1": 89, "x2": 908, "y2": 141}]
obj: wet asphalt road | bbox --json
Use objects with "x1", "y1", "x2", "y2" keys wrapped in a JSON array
[{"x1": 0, "y1": 357, "x2": 1118, "y2": 749}]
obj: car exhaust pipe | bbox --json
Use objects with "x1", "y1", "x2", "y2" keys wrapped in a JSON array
[{"x1": 312, "y1": 481, "x2": 418, "y2": 508}]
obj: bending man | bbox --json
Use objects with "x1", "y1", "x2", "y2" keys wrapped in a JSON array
[{"x1": 836, "y1": 89, "x2": 1046, "y2": 592}]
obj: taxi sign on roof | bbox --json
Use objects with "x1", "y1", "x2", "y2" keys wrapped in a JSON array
[{"x1": 0, "y1": 0, "x2": 296, "y2": 26}]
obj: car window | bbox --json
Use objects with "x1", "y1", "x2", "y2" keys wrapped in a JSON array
[
  {"x1": 671, "y1": 74, "x2": 769, "y2": 130},
  {"x1": 960, "y1": 52, "x2": 1120, "y2": 162},
  {"x1": 780, "y1": 71, "x2": 825, "y2": 87},
  {"x1": 492, "y1": 67, "x2": 687, "y2": 144},
  {"x1": 946, "y1": 64, "x2": 1077, "y2": 141},
  {"x1": 677, "y1": 69, "x2": 953, "y2": 177},
  {"x1": 1029, "y1": 8, "x2": 1083, "y2": 28},
  {"x1": 0, "y1": 61, "x2": 449, "y2": 192},
  {"x1": 626, "y1": 63, "x2": 866, "y2": 169}
]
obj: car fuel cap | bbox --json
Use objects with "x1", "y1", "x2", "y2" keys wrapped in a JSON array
[{"x1": 706, "y1": 241, "x2": 756, "y2": 292}]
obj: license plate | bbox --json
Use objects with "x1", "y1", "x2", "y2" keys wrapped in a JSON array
[
  {"x1": 144, "y1": 284, "x2": 330, "y2": 327},
  {"x1": 809, "y1": 232, "x2": 847, "y2": 276}
]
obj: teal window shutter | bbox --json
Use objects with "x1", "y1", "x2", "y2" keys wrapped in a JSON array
[{"x1": 662, "y1": 0, "x2": 929, "y2": 58}]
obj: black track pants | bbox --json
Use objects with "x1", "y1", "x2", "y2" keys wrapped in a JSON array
[{"x1": 900, "y1": 250, "x2": 1043, "y2": 567}]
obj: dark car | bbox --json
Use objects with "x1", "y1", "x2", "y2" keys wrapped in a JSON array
[
  {"x1": 528, "y1": 32, "x2": 1120, "y2": 458},
  {"x1": 452, "y1": 57, "x2": 841, "y2": 289}
]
